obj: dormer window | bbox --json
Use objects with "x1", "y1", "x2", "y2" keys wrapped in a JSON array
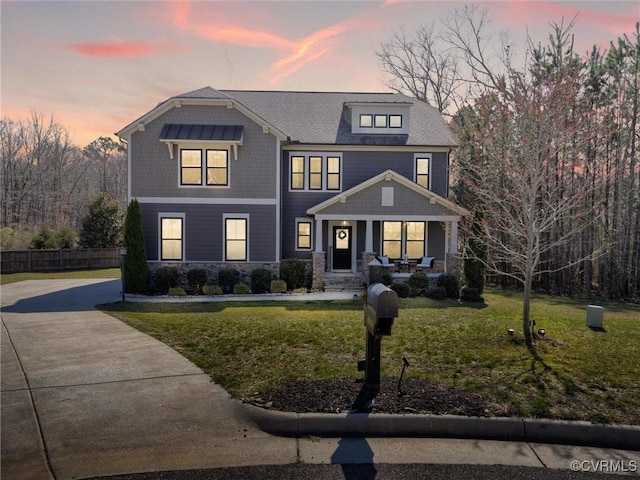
[
  {"x1": 389, "y1": 115, "x2": 402, "y2": 128},
  {"x1": 348, "y1": 102, "x2": 410, "y2": 135},
  {"x1": 374, "y1": 114, "x2": 388, "y2": 128},
  {"x1": 359, "y1": 114, "x2": 373, "y2": 128}
]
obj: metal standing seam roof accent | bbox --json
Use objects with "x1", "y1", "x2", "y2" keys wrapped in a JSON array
[{"x1": 159, "y1": 124, "x2": 244, "y2": 142}]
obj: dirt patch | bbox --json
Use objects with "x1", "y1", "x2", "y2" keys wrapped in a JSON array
[{"x1": 248, "y1": 377, "x2": 505, "y2": 416}]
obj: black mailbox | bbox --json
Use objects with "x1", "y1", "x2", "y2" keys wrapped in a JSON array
[{"x1": 364, "y1": 283, "x2": 398, "y2": 336}]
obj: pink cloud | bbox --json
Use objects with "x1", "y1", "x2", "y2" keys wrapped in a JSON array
[
  {"x1": 167, "y1": 0, "x2": 374, "y2": 85},
  {"x1": 61, "y1": 39, "x2": 186, "y2": 58}
]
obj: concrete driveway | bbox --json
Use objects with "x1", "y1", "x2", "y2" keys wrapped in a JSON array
[{"x1": 1, "y1": 279, "x2": 296, "y2": 480}]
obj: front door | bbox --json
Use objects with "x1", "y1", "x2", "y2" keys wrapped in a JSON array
[{"x1": 333, "y1": 226, "x2": 352, "y2": 270}]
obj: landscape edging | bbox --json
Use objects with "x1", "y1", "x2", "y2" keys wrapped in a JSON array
[{"x1": 236, "y1": 402, "x2": 640, "y2": 451}]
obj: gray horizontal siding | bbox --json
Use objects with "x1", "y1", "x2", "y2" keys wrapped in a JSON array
[{"x1": 140, "y1": 202, "x2": 277, "y2": 262}]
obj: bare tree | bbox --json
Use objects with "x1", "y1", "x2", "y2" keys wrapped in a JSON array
[
  {"x1": 377, "y1": 24, "x2": 464, "y2": 113},
  {"x1": 457, "y1": 23, "x2": 610, "y2": 346}
]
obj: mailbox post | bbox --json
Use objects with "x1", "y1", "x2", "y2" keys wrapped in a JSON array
[{"x1": 361, "y1": 282, "x2": 398, "y2": 392}]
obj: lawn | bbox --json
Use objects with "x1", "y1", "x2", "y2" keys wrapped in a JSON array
[
  {"x1": 100, "y1": 289, "x2": 640, "y2": 425},
  {"x1": 1, "y1": 268, "x2": 121, "y2": 284}
]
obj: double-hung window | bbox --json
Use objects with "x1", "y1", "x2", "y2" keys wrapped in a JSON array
[
  {"x1": 206, "y1": 150, "x2": 229, "y2": 186},
  {"x1": 180, "y1": 148, "x2": 229, "y2": 186},
  {"x1": 296, "y1": 219, "x2": 312, "y2": 250},
  {"x1": 180, "y1": 150, "x2": 202, "y2": 185},
  {"x1": 224, "y1": 216, "x2": 248, "y2": 261},
  {"x1": 415, "y1": 155, "x2": 431, "y2": 189},
  {"x1": 382, "y1": 221, "x2": 425, "y2": 259},
  {"x1": 289, "y1": 153, "x2": 341, "y2": 191},
  {"x1": 160, "y1": 214, "x2": 184, "y2": 261}
]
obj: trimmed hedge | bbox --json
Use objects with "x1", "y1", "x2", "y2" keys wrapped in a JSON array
[
  {"x1": 218, "y1": 269, "x2": 240, "y2": 294},
  {"x1": 251, "y1": 268, "x2": 272, "y2": 294}
]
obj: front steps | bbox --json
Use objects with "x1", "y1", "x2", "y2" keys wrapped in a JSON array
[{"x1": 323, "y1": 273, "x2": 366, "y2": 292}]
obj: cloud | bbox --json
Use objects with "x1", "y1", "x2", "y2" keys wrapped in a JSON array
[
  {"x1": 60, "y1": 39, "x2": 186, "y2": 58},
  {"x1": 167, "y1": 0, "x2": 370, "y2": 85}
]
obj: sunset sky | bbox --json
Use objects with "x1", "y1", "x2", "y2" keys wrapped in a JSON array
[{"x1": 1, "y1": 0, "x2": 638, "y2": 147}]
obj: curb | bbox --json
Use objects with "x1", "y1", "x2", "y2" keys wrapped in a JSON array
[{"x1": 236, "y1": 402, "x2": 640, "y2": 451}]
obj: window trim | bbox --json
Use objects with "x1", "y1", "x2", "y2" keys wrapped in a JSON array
[
  {"x1": 389, "y1": 114, "x2": 403, "y2": 128},
  {"x1": 179, "y1": 147, "x2": 231, "y2": 188},
  {"x1": 205, "y1": 149, "x2": 229, "y2": 186},
  {"x1": 308, "y1": 156, "x2": 323, "y2": 190},
  {"x1": 223, "y1": 214, "x2": 249, "y2": 262},
  {"x1": 359, "y1": 114, "x2": 373, "y2": 128},
  {"x1": 374, "y1": 114, "x2": 388, "y2": 128},
  {"x1": 289, "y1": 153, "x2": 342, "y2": 192},
  {"x1": 159, "y1": 213, "x2": 185, "y2": 261},
  {"x1": 295, "y1": 218, "x2": 313, "y2": 251},
  {"x1": 381, "y1": 220, "x2": 426, "y2": 260},
  {"x1": 180, "y1": 149, "x2": 203, "y2": 186},
  {"x1": 415, "y1": 154, "x2": 432, "y2": 190}
]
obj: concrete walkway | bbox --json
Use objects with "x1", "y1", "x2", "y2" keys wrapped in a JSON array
[
  {"x1": 2, "y1": 279, "x2": 639, "y2": 480},
  {"x1": 1, "y1": 279, "x2": 297, "y2": 480}
]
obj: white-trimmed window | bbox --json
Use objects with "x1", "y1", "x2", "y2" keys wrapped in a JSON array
[
  {"x1": 374, "y1": 114, "x2": 388, "y2": 128},
  {"x1": 382, "y1": 221, "x2": 425, "y2": 260},
  {"x1": 389, "y1": 114, "x2": 403, "y2": 128},
  {"x1": 180, "y1": 148, "x2": 229, "y2": 186},
  {"x1": 289, "y1": 153, "x2": 342, "y2": 192},
  {"x1": 224, "y1": 215, "x2": 248, "y2": 261},
  {"x1": 415, "y1": 155, "x2": 431, "y2": 189},
  {"x1": 159, "y1": 214, "x2": 185, "y2": 261},
  {"x1": 296, "y1": 219, "x2": 312, "y2": 250}
]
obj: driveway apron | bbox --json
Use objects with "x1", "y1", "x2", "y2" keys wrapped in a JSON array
[{"x1": 1, "y1": 279, "x2": 296, "y2": 480}]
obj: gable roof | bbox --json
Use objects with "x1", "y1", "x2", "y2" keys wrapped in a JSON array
[
  {"x1": 222, "y1": 89, "x2": 456, "y2": 146},
  {"x1": 117, "y1": 87, "x2": 456, "y2": 147},
  {"x1": 307, "y1": 169, "x2": 469, "y2": 217}
]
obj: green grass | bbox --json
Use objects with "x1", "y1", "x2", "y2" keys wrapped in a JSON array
[
  {"x1": 100, "y1": 289, "x2": 640, "y2": 425},
  {"x1": 1, "y1": 268, "x2": 121, "y2": 284}
]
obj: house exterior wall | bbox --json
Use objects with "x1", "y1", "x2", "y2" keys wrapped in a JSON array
[
  {"x1": 130, "y1": 104, "x2": 279, "y2": 199},
  {"x1": 140, "y1": 203, "x2": 277, "y2": 262},
  {"x1": 280, "y1": 149, "x2": 450, "y2": 259}
]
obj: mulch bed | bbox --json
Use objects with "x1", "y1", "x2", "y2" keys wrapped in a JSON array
[{"x1": 249, "y1": 377, "x2": 497, "y2": 416}]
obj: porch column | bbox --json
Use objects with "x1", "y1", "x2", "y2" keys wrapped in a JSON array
[
  {"x1": 449, "y1": 220, "x2": 459, "y2": 254},
  {"x1": 365, "y1": 220, "x2": 373, "y2": 252},
  {"x1": 314, "y1": 218, "x2": 323, "y2": 252}
]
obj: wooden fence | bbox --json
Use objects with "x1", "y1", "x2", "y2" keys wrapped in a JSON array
[{"x1": 1, "y1": 248, "x2": 121, "y2": 273}]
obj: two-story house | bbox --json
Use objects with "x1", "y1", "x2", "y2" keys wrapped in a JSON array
[{"x1": 116, "y1": 87, "x2": 468, "y2": 290}]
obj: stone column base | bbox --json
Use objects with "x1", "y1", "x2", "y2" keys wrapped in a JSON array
[
  {"x1": 446, "y1": 253, "x2": 462, "y2": 279},
  {"x1": 362, "y1": 252, "x2": 378, "y2": 285},
  {"x1": 312, "y1": 252, "x2": 326, "y2": 290}
]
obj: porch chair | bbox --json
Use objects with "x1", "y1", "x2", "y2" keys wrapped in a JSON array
[
  {"x1": 416, "y1": 256, "x2": 435, "y2": 271},
  {"x1": 376, "y1": 255, "x2": 396, "y2": 269}
]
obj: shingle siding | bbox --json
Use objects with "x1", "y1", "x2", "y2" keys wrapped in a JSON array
[{"x1": 130, "y1": 104, "x2": 278, "y2": 199}]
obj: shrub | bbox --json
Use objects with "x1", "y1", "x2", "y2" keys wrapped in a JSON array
[
  {"x1": 408, "y1": 272, "x2": 430, "y2": 296},
  {"x1": 381, "y1": 269, "x2": 394, "y2": 287},
  {"x1": 123, "y1": 199, "x2": 148, "y2": 294},
  {"x1": 152, "y1": 266, "x2": 179, "y2": 293},
  {"x1": 233, "y1": 283, "x2": 250, "y2": 295},
  {"x1": 57, "y1": 226, "x2": 78, "y2": 249},
  {"x1": 391, "y1": 283, "x2": 411, "y2": 298},
  {"x1": 438, "y1": 274, "x2": 460, "y2": 299},
  {"x1": 460, "y1": 287, "x2": 484, "y2": 303},
  {"x1": 218, "y1": 269, "x2": 240, "y2": 294},
  {"x1": 280, "y1": 259, "x2": 309, "y2": 290},
  {"x1": 426, "y1": 286, "x2": 447, "y2": 300},
  {"x1": 168, "y1": 287, "x2": 186, "y2": 297},
  {"x1": 187, "y1": 268, "x2": 208, "y2": 294},
  {"x1": 30, "y1": 226, "x2": 59, "y2": 249},
  {"x1": 79, "y1": 192, "x2": 123, "y2": 248},
  {"x1": 251, "y1": 268, "x2": 272, "y2": 294},
  {"x1": 203, "y1": 284, "x2": 223, "y2": 296},
  {"x1": 270, "y1": 279, "x2": 287, "y2": 293}
]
